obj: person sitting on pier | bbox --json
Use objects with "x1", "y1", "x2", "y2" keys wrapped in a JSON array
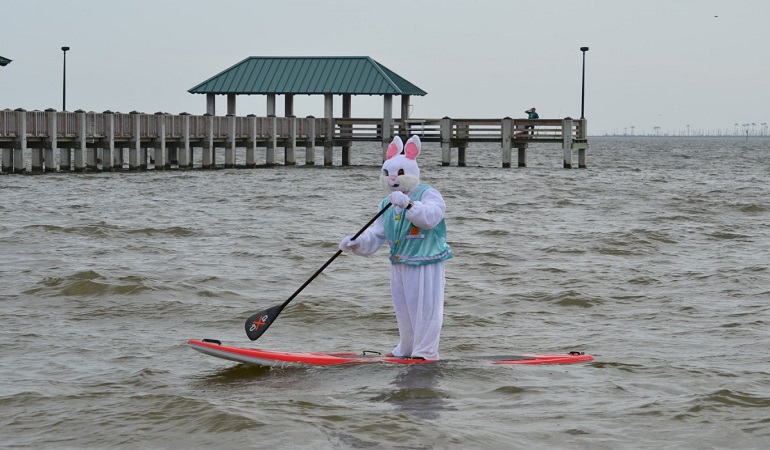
[
  {"x1": 525, "y1": 107, "x2": 539, "y2": 136},
  {"x1": 338, "y1": 135, "x2": 452, "y2": 360}
]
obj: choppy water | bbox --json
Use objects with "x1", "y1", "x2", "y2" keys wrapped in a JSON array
[{"x1": 1, "y1": 137, "x2": 769, "y2": 449}]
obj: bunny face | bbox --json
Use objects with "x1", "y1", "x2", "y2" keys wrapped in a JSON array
[{"x1": 380, "y1": 135, "x2": 421, "y2": 194}]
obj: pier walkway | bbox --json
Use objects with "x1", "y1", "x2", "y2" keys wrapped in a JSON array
[{"x1": 0, "y1": 109, "x2": 588, "y2": 174}]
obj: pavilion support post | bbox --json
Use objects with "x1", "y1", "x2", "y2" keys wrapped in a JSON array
[
  {"x1": 501, "y1": 117, "x2": 512, "y2": 168},
  {"x1": 341, "y1": 94, "x2": 351, "y2": 166},
  {"x1": 267, "y1": 94, "x2": 276, "y2": 116},
  {"x1": 562, "y1": 118, "x2": 573, "y2": 169},
  {"x1": 285, "y1": 94, "x2": 294, "y2": 117},
  {"x1": 266, "y1": 115, "x2": 276, "y2": 166},
  {"x1": 400, "y1": 95, "x2": 410, "y2": 137},
  {"x1": 246, "y1": 114, "x2": 256, "y2": 168},
  {"x1": 74, "y1": 110, "x2": 87, "y2": 172},
  {"x1": 323, "y1": 93, "x2": 334, "y2": 166},
  {"x1": 225, "y1": 114, "x2": 236, "y2": 168},
  {"x1": 440, "y1": 117, "x2": 451, "y2": 166},
  {"x1": 285, "y1": 116, "x2": 296, "y2": 165},
  {"x1": 14, "y1": 109, "x2": 27, "y2": 174},
  {"x1": 382, "y1": 94, "x2": 393, "y2": 160},
  {"x1": 45, "y1": 109, "x2": 58, "y2": 172},
  {"x1": 206, "y1": 94, "x2": 215, "y2": 115},
  {"x1": 227, "y1": 94, "x2": 236, "y2": 116},
  {"x1": 305, "y1": 116, "x2": 316, "y2": 165}
]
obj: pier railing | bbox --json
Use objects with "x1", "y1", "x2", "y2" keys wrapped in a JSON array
[{"x1": 1, "y1": 109, "x2": 588, "y2": 173}]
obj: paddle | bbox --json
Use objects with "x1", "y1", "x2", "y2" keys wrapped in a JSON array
[{"x1": 244, "y1": 202, "x2": 392, "y2": 341}]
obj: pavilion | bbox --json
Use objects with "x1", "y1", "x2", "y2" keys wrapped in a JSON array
[{"x1": 187, "y1": 56, "x2": 426, "y2": 130}]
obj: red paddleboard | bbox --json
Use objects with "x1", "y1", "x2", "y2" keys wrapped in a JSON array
[{"x1": 188, "y1": 339, "x2": 594, "y2": 367}]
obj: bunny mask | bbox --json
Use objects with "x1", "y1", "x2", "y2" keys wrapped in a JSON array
[{"x1": 380, "y1": 135, "x2": 421, "y2": 194}]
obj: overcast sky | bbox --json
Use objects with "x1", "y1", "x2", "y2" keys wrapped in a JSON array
[{"x1": 1, "y1": 0, "x2": 767, "y2": 135}]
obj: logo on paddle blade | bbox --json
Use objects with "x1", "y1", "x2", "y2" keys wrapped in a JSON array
[{"x1": 249, "y1": 314, "x2": 269, "y2": 332}]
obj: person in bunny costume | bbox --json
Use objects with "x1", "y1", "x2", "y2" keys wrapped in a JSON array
[{"x1": 339, "y1": 135, "x2": 452, "y2": 360}]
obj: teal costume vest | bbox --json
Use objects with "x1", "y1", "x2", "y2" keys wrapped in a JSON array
[{"x1": 378, "y1": 184, "x2": 453, "y2": 266}]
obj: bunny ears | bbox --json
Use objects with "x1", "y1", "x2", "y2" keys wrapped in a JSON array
[{"x1": 385, "y1": 135, "x2": 421, "y2": 160}]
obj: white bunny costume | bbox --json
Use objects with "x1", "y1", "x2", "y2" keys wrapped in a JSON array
[{"x1": 339, "y1": 135, "x2": 452, "y2": 360}]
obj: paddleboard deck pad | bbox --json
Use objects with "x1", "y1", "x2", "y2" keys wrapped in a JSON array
[{"x1": 188, "y1": 339, "x2": 594, "y2": 367}]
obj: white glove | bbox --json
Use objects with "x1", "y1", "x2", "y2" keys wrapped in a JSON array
[
  {"x1": 338, "y1": 235, "x2": 358, "y2": 253},
  {"x1": 389, "y1": 191, "x2": 411, "y2": 209}
]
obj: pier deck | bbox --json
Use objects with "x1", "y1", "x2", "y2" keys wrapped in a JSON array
[{"x1": 0, "y1": 109, "x2": 588, "y2": 174}]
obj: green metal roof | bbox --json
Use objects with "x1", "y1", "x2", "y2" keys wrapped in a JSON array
[
  {"x1": 0, "y1": 56, "x2": 11, "y2": 66},
  {"x1": 188, "y1": 56, "x2": 426, "y2": 96}
]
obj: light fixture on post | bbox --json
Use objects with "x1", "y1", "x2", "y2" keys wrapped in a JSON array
[
  {"x1": 61, "y1": 46, "x2": 70, "y2": 111},
  {"x1": 580, "y1": 46, "x2": 589, "y2": 119}
]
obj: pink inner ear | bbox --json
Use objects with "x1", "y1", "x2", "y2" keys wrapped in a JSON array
[
  {"x1": 386, "y1": 143, "x2": 400, "y2": 159},
  {"x1": 404, "y1": 142, "x2": 419, "y2": 160}
]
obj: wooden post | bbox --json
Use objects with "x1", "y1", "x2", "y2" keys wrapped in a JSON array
[
  {"x1": 45, "y1": 109, "x2": 58, "y2": 172},
  {"x1": 501, "y1": 117, "x2": 512, "y2": 168},
  {"x1": 15, "y1": 109, "x2": 27, "y2": 174},
  {"x1": 179, "y1": 113, "x2": 191, "y2": 169},
  {"x1": 324, "y1": 94, "x2": 334, "y2": 166},
  {"x1": 154, "y1": 112, "x2": 166, "y2": 170},
  {"x1": 75, "y1": 110, "x2": 86, "y2": 172},
  {"x1": 30, "y1": 113, "x2": 44, "y2": 174},
  {"x1": 457, "y1": 123, "x2": 467, "y2": 167},
  {"x1": 518, "y1": 145, "x2": 528, "y2": 167},
  {"x1": 285, "y1": 115, "x2": 296, "y2": 165},
  {"x1": 305, "y1": 115, "x2": 316, "y2": 165},
  {"x1": 102, "y1": 111, "x2": 115, "y2": 171},
  {"x1": 129, "y1": 111, "x2": 141, "y2": 170},
  {"x1": 1, "y1": 146, "x2": 11, "y2": 173},
  {"x1": 60, "y1": 113, "x2": 72, "y2": 172},
  {"x1": 202, "y1": 114, "x2": 214, "y2": 169},
  {"x1": 266, "y1": 115, "x2": 276, "y2": 165},
  {"x1": 206, "y1": 94, "x2": 215, "y2": 115},
  {"x1": 341, "y1": 94, "x2": 351, "y2": 166},
  {"x1": 578, "y1": 119, "x2": 588, "y2": 169},
  {"x1": 225, "y1": 114, "x2": 236, "y2": 168},
  {"x1": 86, "y1": 114, "x2": 98, "y2": 171},
  {"x1": 440, "y1": 117, "x2": 451, "y2": 166},
  {"x1": 246, "y1": 114, "x2": 256, "y2": 167},
  {"x1": 562, "y1": 118, "x2": 573, "y2": 169},
  {"x1": 382, "y1": 94, "x2": 393, "y2": 161}
]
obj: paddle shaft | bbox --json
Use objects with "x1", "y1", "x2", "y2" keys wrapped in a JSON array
[
  {"x1": 245, "y1": 203, "x2": 392, "y2": 340},
  {"x1": 278, "y1": 202, "x2": 391, "y2": 311}
]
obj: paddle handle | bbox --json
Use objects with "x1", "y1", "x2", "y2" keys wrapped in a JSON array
[{"x1": 278, "y1": 202, "x2": 392, "y2": 310}]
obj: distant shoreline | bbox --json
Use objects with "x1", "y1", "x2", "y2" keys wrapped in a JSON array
[{"x1": 593, "y1": 135, "x2": 770, "y2": 139}]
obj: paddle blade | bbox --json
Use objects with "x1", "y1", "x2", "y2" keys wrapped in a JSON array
[{"x1": 244, "y1": 304, "x2": 283, "y2": 341}]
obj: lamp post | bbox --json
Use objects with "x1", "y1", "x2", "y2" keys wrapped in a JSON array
[
  {"x1": 580, "y1": 47, "x2": 589, "y2": 119},
  {"x1": 61, "y1": 46, "x2": 70, "y2": 111}
]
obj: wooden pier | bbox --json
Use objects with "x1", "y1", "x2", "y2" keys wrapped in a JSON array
[{"x1": 0, "y1": 108, "x2": 588, "y2": 174}]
